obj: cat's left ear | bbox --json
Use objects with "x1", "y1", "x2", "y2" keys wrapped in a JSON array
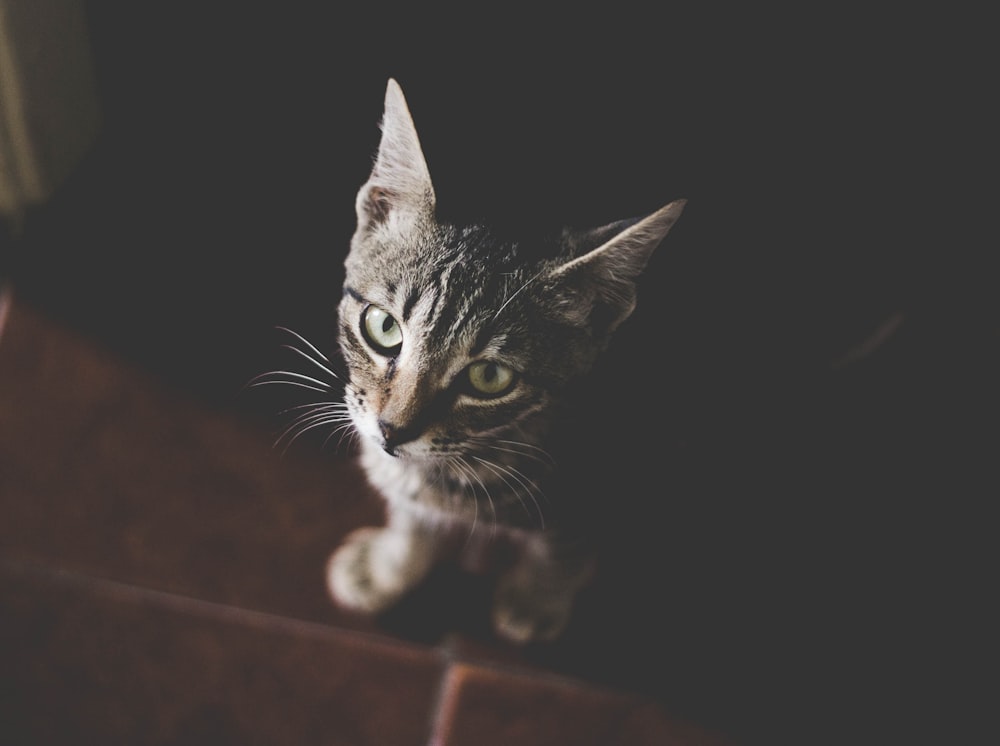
[
  {"x1": 355, "y1": 79, "x2": 437, "y2": 234},
  {"x1": 549, "y1": 199, "x2": 686, "y2": 335}
]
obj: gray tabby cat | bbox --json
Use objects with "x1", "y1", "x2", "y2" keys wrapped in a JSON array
[{"x1": 327, "y1": 78, "x2": 685, "y2": 643}]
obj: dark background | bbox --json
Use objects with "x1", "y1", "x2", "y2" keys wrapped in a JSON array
[
  {"x1": 3, "y1": 5, "x2": 986, "y2": 411},
  {"x1": 1, "y1": 5, "x2": 993, "y2": 741}
]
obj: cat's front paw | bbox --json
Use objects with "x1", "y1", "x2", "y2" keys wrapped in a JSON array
[
  {"x1": 491, "y1": 576, "x2": 576, "y2": 645},
  {"x1": 326, "y1": 527, "x2": 420, "y2": 614}
]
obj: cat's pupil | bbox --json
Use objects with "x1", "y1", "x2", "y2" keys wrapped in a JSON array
[
  {"x1": 466, "y1": 360, "x2": 516, "y2": 398},
  {"x1": 361, "y1": 305, "x2": 403, "y2": 355}
]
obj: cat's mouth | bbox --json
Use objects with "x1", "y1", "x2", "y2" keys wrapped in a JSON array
[
  {"x1": 368, "y1": 432, "x2": 480, "y2": 463},
  {"x1": 375, "y1": 439, "x2": 456, "y2": 462}
]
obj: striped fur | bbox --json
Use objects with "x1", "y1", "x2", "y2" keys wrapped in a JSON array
[{"x1": 327, "y1": 79, "x2": 685, "y2": 643}]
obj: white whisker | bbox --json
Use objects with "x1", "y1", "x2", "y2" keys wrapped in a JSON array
[
  {"x1": 274, "y1": 326, "x2": 332, "y2": 363},
  {"x1": 492, "y1": 269, "x2": 545, "y2": 323},
  {"x1": 446, "y1": 457, "x2": 479, "y2": 538},
  {"x1": 453, "y1": 456, "x2": 498, "y2": 540},
  {"x1": 248, "y1": 370, "x2": 333, "y2": 390},
  {"x1": 276, "y1": 412, "x2": 352, "y2": 454},
  {"x1": 281, "y1": 344, "x2": 341, "y2": 381},
  {"x1": 246, "y1": 371, "x2": 334, "y2": 400},
  {"x1": 248, "y1": 379, "x2": 330, "y2": 394},
  {"x1": 488, "y1": 440, "x2": 556, "y2": 468},
  {"x1": 278, "y1": 402, "x2": 346, "y2": 416},
  {"x1": 323, "y1": 421, "x2": 359, "y2": 452},
  {"x1": 473, "y1": 456, "x2": 546, "y2": 529}
]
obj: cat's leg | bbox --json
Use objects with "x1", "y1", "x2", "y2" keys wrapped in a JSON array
[
  {"x1": 492, "y1": 531, "x2": 595, "y2": 644},
  {"x1": 326, "y1": 506, "x2": 443, "y2": 614}
]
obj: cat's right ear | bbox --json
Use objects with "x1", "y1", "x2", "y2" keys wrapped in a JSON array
[
  {"x1": 355, "y1": 79, "x2": 437, "y2": 233},
  {"x1": 547, "y1": 199, "x2": 686, "y2": 336}
]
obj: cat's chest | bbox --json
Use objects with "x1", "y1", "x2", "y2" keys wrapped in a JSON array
[{"x1": 358, "y1": 439, "x2": 475, "y2": 522}]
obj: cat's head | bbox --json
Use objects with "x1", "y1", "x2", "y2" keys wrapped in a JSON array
[{"x1": 339, "y1": 79, "x2": 685, "y2": 460}]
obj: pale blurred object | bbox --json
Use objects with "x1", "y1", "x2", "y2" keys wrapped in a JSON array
[{"x1": 0, "y1": 0, "x2": 100, "y2": 223}]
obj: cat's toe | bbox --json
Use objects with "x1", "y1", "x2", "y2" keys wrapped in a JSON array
[
  {"x1": 492, "y1": 586, "x2": 573, "y2": 644},
  {"x1": 326, "y1": 527, "x2": 399, "y2": 614}
]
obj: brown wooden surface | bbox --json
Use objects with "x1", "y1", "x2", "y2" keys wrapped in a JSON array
[{"x1": 1, "y1": 290, "x2": 736, "y2": 745}]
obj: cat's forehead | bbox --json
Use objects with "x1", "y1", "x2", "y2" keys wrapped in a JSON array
[
  {"x1": 348, "y1": 222, "x2": 548, "y2": 305},
  {"x1": 344, "y1": 223, "x2": 554, "y2": 362}
]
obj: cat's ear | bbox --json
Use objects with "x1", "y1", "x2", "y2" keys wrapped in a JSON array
[
  {"x1": 549, "y1": 199, "x2": 686, "y2": 334},
  {"x1": 355, "y1": 79, "x2": 436, "y2": 233}
]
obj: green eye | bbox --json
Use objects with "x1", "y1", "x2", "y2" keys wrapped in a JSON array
[
  {"x1": 361, "y1": 305, "x2": 402, "y2": 356},
  {"x1": 466, "y1": 360, "x2": 517, "y2": 398}
]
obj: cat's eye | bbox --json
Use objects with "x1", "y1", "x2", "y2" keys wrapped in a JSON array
[
  {"x1": 361, "y1": 305, "x2": 403, "y2": 356},
  {"x1": 465, "y1": 360, "x2": 517, "y2": 398}
]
